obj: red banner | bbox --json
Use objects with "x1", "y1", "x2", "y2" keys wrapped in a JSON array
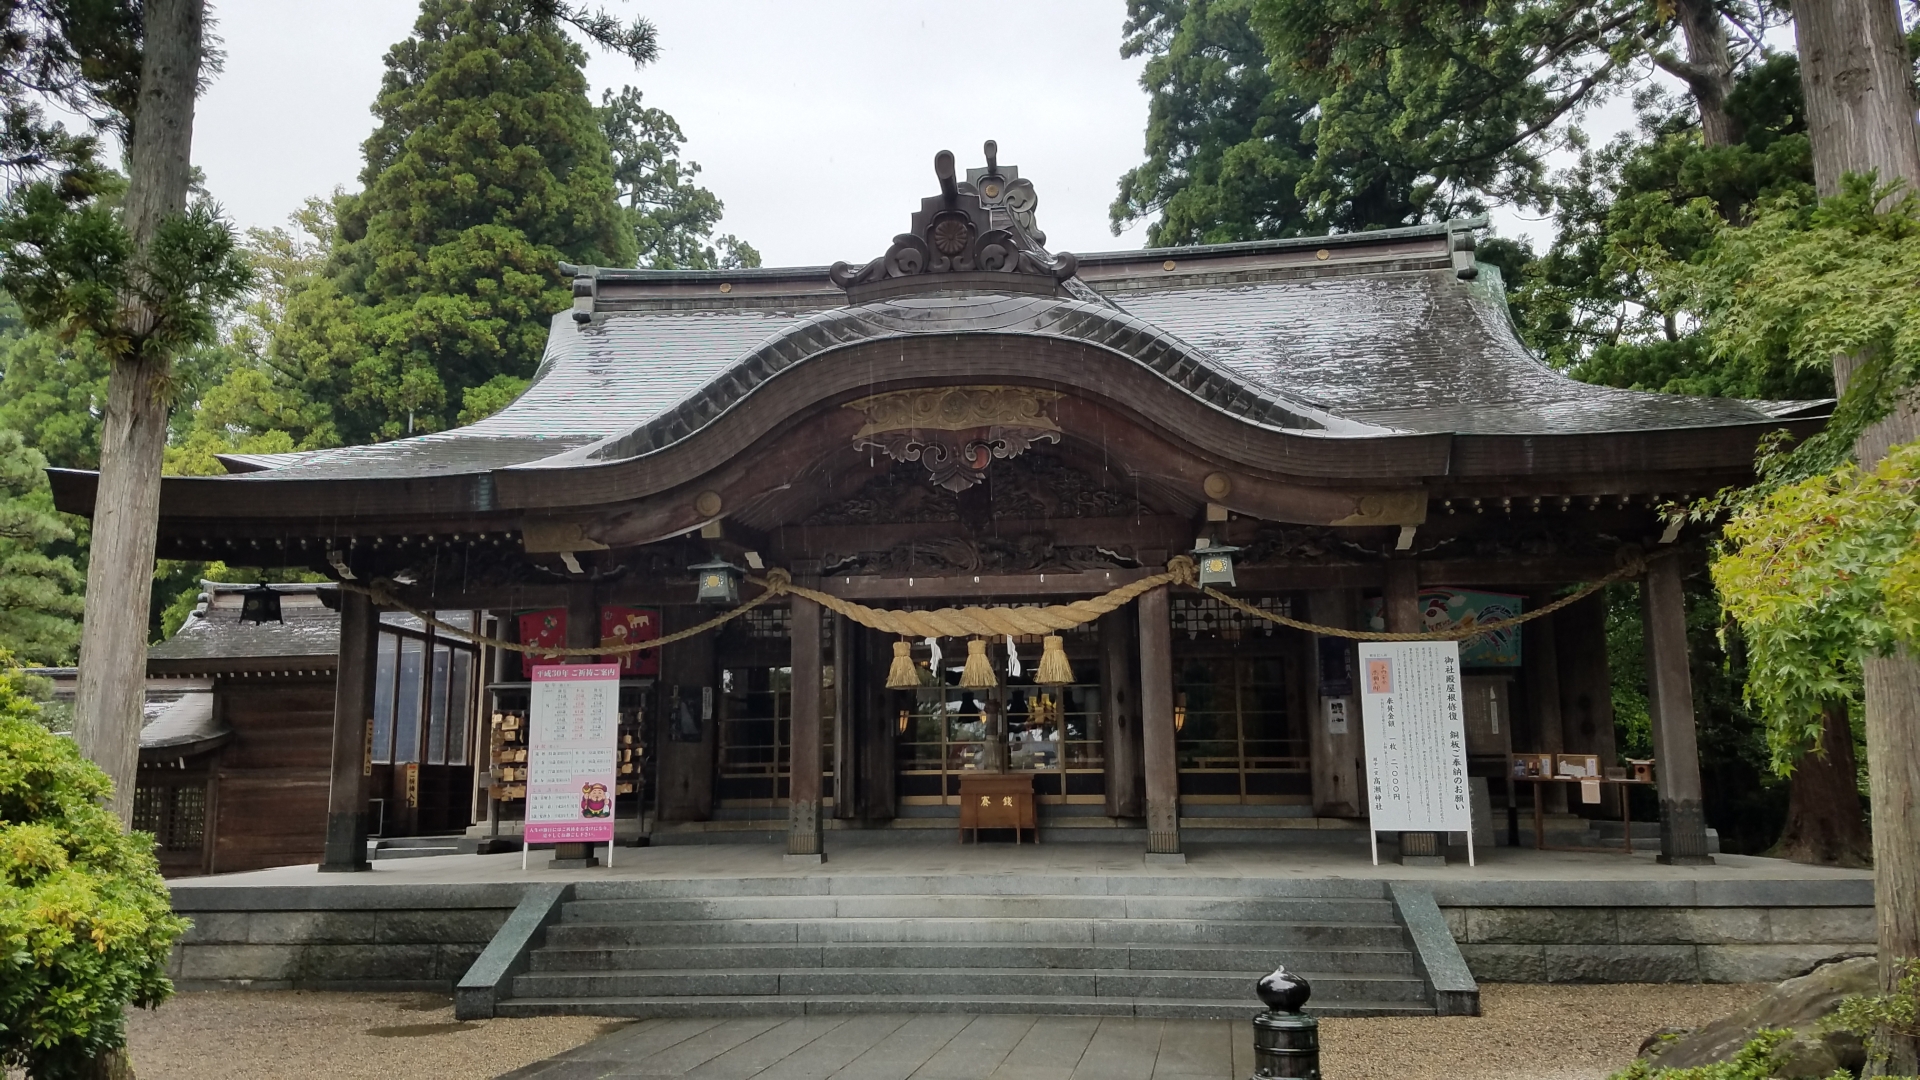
[{"x1": 518, "y1": 607, "x2": 660, "y2": 678}]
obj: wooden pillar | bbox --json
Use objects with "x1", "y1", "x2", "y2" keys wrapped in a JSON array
[
  {"x1": 1557, "y1": 595, "x2": 1620, "y2": 815},
  {"x1": 860, "y1": 628, "x2": 896, "y2": 821},
  {"x1": 1385, "y1": 561, "x2": 1442, "y2": 861},
  {"x1": 1306, "y1": 590, "x2": 1364, "y2": 818},
  {"x1": 1139, "y1": 585, "x2": 1181, "y2": 859},
  {"x1": 1643, "y1": 557, "x2": 1713, "y2": 864},
  {"x1": 321, "y1": 589, "x2": 377, "y2": 872},
  {"x1": 1525, "y1": 610, "x2": 1569, "y2": 814},
  {"x1": 1101, "y1": 609, "x2": 1144, "y2": 819},
  {"x1": 656, "y1": 606, "x2": 717, "y2": 822},
  {"x1": 788, "y1": 596, "x2": 825, "y2": 859},
  {"x1": 832, "y1": 614, "x2": 857, "y2": 821}
]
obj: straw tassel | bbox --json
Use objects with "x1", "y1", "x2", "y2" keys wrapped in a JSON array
[
  {"x1": 959, "y1": 637, "x2": 997, "y2": 688},
  {"x1": 886, "y1": 639, "x2": 919, "y2": 689},
  {"x1": 1035, "y1": 635, "x2": 1075, "y2": 686}
]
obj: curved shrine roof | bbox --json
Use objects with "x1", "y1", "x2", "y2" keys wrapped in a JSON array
[{"x1": 213, "y1": 223, "x2": 1796, "y2": 486}]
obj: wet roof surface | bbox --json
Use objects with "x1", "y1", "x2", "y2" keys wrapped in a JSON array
[
  {"x1": 148, "y1": 598, "x2": 340, "y2": 663},
  {"x1": 222, "y1": 254, "x2": 1786, "y2": 483}
]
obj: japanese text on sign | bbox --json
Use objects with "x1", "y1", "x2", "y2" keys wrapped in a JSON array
[
  {"x1": 1358, "y1": 642, "x2": 1471, "y2": 833},
  {"x1": 525, "y1": 663, "x2": 620, "y2": 845}
]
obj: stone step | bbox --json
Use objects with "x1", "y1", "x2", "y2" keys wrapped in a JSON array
[
  {"x1": 526, "y1": 942, "x2": 1418, "y2": 976},
  {"x1": 541, "y1": 916, "x2": 1407, "y2": 947},
  {"x1": 509, "y1": 967, "x2": 1429, "y2": 1004},
  {"x1": 558, "y1": 894, "x2": 1395, "y2": 922},
  {"x1": 493, "y1": 993, "x2": 1432, "y2": 1020},
  {"x1": 565, "y1": 876, "x2": 1392, "y2": 901}
]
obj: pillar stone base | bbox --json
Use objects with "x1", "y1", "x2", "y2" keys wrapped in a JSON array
[
  {"x1": 550, "y1": 841, "x2": 599, "y2": 869},
  {"x1": 1657, "y1": 799, "x2": 1715, "y2": 865},
  {"x1": 1144, "y1": 851, "x2": 1187, "y2": 865},
  {"x1": 319, "y1": 811, "x2": 370, "y2": 872},
  {"x1": 788, "y1": 798, "x2": 823, "y2": 857},
  {"x1": 1146, "y1": 827, "x2": 1181, "y2": 855}
]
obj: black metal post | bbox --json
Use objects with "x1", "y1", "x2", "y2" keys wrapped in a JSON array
[{"x1": 1250, "y1": 967, "x2": 1321, "y2": 1080}]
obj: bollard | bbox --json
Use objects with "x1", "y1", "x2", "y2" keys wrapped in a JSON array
[{"x1": 1249, "y1": 966, "x2": 1321, "y2": 1080}]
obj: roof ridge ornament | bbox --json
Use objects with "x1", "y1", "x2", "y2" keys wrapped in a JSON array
[{"x1": 829, "y1": 142, "x2": 1076, "y2": 293}]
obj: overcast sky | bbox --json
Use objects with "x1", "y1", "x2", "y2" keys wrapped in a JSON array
[
  {"x1": 189, "y1": 1, "x2": 1681, "y2": 266},
  {"x1": 195, "y1": 1, "x2": 1160, "y2": 266}
]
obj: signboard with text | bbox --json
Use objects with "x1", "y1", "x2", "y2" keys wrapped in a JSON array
[
  {"x1": 1358, "y1": 641, "x2": 1471, "y2": 835},
  {"x1": 525, "y1": 663, "x2": 619, "y2": 845}
]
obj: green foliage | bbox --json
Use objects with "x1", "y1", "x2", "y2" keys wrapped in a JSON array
[
  {"x1": 1503, "y1": 55, "x2": 1825, "y2": 389},
  {"x1": 1247, "y1": 0, "x2": 1658, "y2": 226},
  {"x1": 1663, "y1": 176, "x2": 1920, "y2": 483},
  {"x1": 0, "y1": 298, "x2": 105, "y2": 470},
  {"x1": 0, "y1": 657, "x2": 188, "y2": 1079},
  {"x1": 1825, "y1": 958, "x2": 1920, "y2": 1048},
  {"x1": 458, "y1": 373, "x2": 530, "y2": 425},
  {"x1": 599, "y1": 87, "x2": 760, "y2": 270},
  {"x1": 1608, "y1": 1028, "x2": 1850, "y2": 1080},
  {"x1": 0, "y1": 429, "x2": 82, "y2": 665},
  {"x1": 1110, "y1": 0, "x2": 1319, "y2": 244},
  {"x1": 274, "y1": 0, "x2": 639, "y2": 443},
  {"x1": 1712, "y1": 441, "x2": 1920, "y2": 768}
]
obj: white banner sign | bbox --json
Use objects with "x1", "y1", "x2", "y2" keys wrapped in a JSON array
[
  {"x1": 526, "y1": 663, "x2": 619, "y2": 847},
  {"x1": 1359, "y1": 641, "x2": 1471, "y2": 836}
]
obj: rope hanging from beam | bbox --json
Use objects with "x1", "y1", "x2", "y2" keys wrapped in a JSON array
[{"x1": 336, "y1": 549, "x2": 1659, "y2": 655}]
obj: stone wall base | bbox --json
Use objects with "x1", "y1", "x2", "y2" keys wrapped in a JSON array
[{"x1": 1443, "y1": 905, "x2": 1875, "y2": 983}]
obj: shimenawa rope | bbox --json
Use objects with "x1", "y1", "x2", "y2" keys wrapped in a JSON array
[{"x1": 337, "y1": 548, "x2": 1657, "y2": 655}]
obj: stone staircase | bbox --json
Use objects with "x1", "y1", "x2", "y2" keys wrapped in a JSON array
[{"x1": 491, "y1": 875, "x2": 1447, "y2": 1020}]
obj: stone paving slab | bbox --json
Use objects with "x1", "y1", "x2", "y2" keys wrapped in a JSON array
[{"x1": 501, "y1": 1015, "x2": 1258, "y2": 1079}]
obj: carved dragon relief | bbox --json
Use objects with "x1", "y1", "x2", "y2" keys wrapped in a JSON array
[
  {"x1": 804, "y1": 451, "x2": 1146, "y2": 529},
  {"x1": 846, "y1": 386, "x2": 1064, "y2": 493},
  {"x1": 829, "y1": 143, "x2": 1076, "y2": 291}
]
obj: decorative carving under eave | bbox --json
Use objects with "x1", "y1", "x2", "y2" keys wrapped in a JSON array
[
  {"x1": 803, "y1": 452, "x2": 1147, "y2": 527},
  {"x1": 829, "y1": 143, "x2": 1077, "y2": 291},
  {"x1": 848, "y1": 386, "x2": 1064, "y2": 492},
  {"x1": 820, "y1": 533, "x2": 1140, "y2": 577}
]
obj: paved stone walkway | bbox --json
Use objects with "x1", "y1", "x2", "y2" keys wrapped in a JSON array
[{"x1": 500, "y1": 1015, "x2": 1253, "y2": 1080}]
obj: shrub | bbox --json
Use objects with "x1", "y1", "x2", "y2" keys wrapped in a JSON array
[
  {"x1": 1607, "y1": 1028, "x2": 1849, "y2": 1080},
  {"x1": 0, "y1": 658, "x2": 188, "y2": 1078}
]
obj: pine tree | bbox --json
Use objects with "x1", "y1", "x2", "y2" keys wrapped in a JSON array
[
  {"x1": 0, "y1": 428, "x2": 84, "y2": 665},
  {"x1": 283, "y1": 0, "x2": 639, "y2": 442}
]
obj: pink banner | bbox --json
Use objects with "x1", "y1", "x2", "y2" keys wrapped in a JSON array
[{"x1": 525, "y1": 663, "x2": 619, "y2": 845}]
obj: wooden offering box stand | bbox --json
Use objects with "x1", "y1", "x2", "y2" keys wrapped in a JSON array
[{"x1": 958, "y1": 772, "x2": 1037, "y2": 844}]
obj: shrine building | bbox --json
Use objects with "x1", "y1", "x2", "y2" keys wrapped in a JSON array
[{"x1": 53, "y1": 145, "x2": 1825, "y2": 871}]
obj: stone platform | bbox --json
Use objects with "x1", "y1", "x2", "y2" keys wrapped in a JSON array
[{"x1": 162, "y1": 842, "x2": 1873, "y2": 1019}]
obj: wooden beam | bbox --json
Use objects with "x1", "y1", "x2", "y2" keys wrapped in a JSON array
[
  {"x1": 320, "y1": 589, "x2": 377, "y2": 872},
  {"x1": 813, "y1": 568, "x2": 1155, "y2": 601},
  {"x1": 1138, "y1": 585, "x2": 1180, "y2": 858},
  {"x1": 788, "y1": 594, "x2": 824, "y2": 859},
  {"x1": 1556, "y1": 594, "x2": 1620, "y2": 816},
  {"x1": 1525, "y1": 609, "x2": 1569, "y2": 814},
  {"x1": 1643, "y1": 557, "x2": 1713, "y2": 864}
]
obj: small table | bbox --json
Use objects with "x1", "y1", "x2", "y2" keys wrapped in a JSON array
[
  {"x1": 958, "y1": 772, "x2": 1038, "y2": 844},
  {"x1": 1509, "y1": 776, "x2": 1656, "y2": 853}
]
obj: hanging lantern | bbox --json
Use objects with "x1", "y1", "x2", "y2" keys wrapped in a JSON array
[
  {"x1": 239, "y1": 583, "x2": 283, "y2": 625},
  {"x1": 959, "y1": 637, "x2": 997, "y2": 688},
  {"x1": 1035, "y1": 634, "x2": 1075, "y2": 686},
  {"x1": 1193, "y1": 544, "x2": 1243, "y2": 588},
  {"x1": 1174, "y1": 692, "x2": 1189, "y2": 732},
  {"x1": 688, "y1": 558, "x2": 743, "y2": 604},
  {"x1": 897, "y1": 708, "x2": 911, "y2": 734},
  {"x1": 886, "y1": 639, "x2": 920, "y2": 689}
]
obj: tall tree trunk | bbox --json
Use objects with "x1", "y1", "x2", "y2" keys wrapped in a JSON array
[
  {"x1": 1669, "y1": 0, "x2": 1741, "y2": 147},
  {"x1": 1769, "y1": 701, "x2": 1871, "y2": 867},
  {"x1": 1793, "y1": 0, "x2": 1920, "y2": 1071},
  {"x1": 70, "y1": 0, "x2": 201, "y2": 830}
]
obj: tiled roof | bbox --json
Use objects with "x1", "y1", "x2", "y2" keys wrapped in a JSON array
[{"x1": 210, "y1": 225, "x2": 1801, "y2": 484}]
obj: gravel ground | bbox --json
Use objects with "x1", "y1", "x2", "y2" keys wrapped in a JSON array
[
  {"x1": 124, "y1": 992, "x2": 612, "y2": 1080},
  {"x1": 122, "y1": 983, "x2": 1767, "y2": 1080},
  {"x1": 1319, "y1": 982, "x2": 1769, "y2": 1080}
]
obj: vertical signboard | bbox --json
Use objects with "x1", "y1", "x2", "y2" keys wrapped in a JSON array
[
  {"x1": 1358, "y1": 641, "x2": 1474, "y2": 865},
  {"x1": 525, "y1": 663, "x2": 619, "y2": 855}
]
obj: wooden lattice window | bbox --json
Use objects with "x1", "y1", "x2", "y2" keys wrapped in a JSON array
[{"x1": 133, "y1": 783, "x2": 207, "y2": 852}]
